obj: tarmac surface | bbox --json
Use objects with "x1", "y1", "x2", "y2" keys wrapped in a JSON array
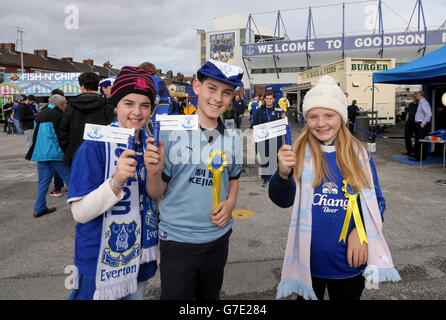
[{"x1": 0, "y1": 117, "x2": 445, "y2": 300}]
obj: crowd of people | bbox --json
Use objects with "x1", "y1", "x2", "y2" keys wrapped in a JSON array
[{"x1": 0, "y1": 59, "x2": 402, "y2": 301}]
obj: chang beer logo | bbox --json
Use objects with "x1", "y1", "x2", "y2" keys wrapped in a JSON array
[
  {"x1": 102, "y1": 221, "x2": 140, "y2": 267},
  {"x1": 322, "y1": 182, "x2": 338, "y2": 195},
  {"x1": 312, "y1": 182, "x2": 349, "y2": 213}
]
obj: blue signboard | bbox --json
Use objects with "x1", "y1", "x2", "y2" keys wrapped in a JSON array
[
  {"x1": 3, "y1": 72, "x2": 83, "y2": 96},
  {"x1": 243, "y1": 30, "x2": 446, "y2": 57}
]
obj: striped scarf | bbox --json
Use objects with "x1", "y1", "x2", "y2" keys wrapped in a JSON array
[
  {"x1": 94, "y1": 121, "x2": 158, "y2": 300},
  {"x1": 276, "y1": 144, "x2": 400, "y2": 300}
]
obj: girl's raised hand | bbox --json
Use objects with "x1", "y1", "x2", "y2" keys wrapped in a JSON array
[{"x1": 277, "y1": 144, "x2": 296, "y2": 179}]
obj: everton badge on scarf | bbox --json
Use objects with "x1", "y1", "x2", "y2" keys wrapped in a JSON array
[
  {"x1": 102, "y1": 221, "x2": 140, "y2": 268},
  {"x1": 207, "y1": 151, "x2": 227, "y2": 213}
]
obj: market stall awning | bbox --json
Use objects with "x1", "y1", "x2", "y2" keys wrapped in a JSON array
[
  {"x1": 0, "y1": 82, "x2": 21, "y2": 96},
  {"x1": 373, "y1": 45, "x2": 446, "y2": 84}
]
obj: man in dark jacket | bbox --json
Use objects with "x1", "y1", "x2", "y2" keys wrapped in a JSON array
[
  {"x1": 347, "y1": 100, "x2": 360, "y2": 134},
  {"x1": 404, "y1": 93, "x2": 418, "y2": 156},
  {"x1": 2, "y1": 98, "x2": 13, "y2": 133},
  {"x1": 253, "y1": 91, "x2": 285, "y2": 186},
  {"x1": 58, "y1": 72, "x2": 115, "y2": 166},
  {"x1": 17, "y1": 95, "x2": 38, "y2": 150},
  {"x1": 232, "y1": 94, "x2": 246, "y2": 129}
]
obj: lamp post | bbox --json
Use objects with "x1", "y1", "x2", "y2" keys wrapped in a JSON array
[{"x1": 17, "y1": 27, "x2": 25, "y2": 75}]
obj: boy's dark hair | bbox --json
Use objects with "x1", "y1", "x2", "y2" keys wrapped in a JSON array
[
  {"x1": 196, "y1": 72, "x2": 208, "y2": 83},
  {"x1": 51, "y1": 88, "x2": 65, "y2": 96},
  {"x1": 265, "y1": 91, "x2": 275, "y2": 98},
  {"x1": 78, "y1": 72, "x2": 100, "y2": 91},
  {"x1": 27, "y1": 95, "x2": 36, "y2": 102}
]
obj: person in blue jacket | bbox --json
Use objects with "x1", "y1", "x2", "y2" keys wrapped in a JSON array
[
  {"x1": 25, "y1": 94, "x2": 71, "y2": 218},
  {"x1": 269, "y1": 75, "x2": 389, "y2": 300},
  {"x1": 67, "y1": 66, "x2": 159, "y2": 300}
]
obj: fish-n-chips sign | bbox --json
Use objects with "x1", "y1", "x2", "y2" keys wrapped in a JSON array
[{"x1": 3, "y1": 72, "x2": 83, "y2": 96}]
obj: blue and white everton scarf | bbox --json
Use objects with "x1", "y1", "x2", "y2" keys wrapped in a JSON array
[{"x1": 94, "y1": 121, "x2": 158, "y2": 300}]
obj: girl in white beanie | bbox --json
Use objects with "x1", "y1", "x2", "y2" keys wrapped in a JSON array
[{"x1": 268, "y1": 75, "x2": 400, "y2": 300}]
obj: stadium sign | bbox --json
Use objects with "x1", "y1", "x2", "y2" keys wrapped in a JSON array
[{"x1": 243, "y1": 30, "x2": 446, "y2": 56}]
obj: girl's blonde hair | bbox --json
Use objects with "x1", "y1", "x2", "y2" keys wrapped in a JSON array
[{"x1": 293, "y1": 123, "x2": 371, "y2": 192}]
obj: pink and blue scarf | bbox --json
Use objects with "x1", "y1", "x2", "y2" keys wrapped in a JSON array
[{"x1": 277, "y1": 144, "x2": 400, "y2": 300}]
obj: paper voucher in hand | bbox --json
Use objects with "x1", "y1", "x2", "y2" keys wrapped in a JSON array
[
  {"x1": 155, "y1": 115, "x2": 199, "y2": 131},
  {"x1": 253, "y1": 118, "x2": 291, "y2": 145},
  {"x1": 152, "y1": 115, "x2": 199, "y2": 147},
  {"x1": 83, "y1": 123, "x2": 135, "y2": 144}
]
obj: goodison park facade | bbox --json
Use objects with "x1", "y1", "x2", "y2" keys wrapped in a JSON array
[{"x1": 196, "y1": 2, "x2": 446, "y2": 95}]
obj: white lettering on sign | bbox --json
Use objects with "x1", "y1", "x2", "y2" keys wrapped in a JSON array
[
  {"x1": 354, "y1": 34, "x2": 424, "y2": 48},
  {"x1": 19, "y1": 73, "x2": 81, "y2": 82},
  {"x1": 257, "y1": 41, "x2": 313, "y2": 54}
]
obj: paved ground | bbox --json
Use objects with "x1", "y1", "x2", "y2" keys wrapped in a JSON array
[{"x1": 0, "y1": 118, "x2": 445, "y2": 300}]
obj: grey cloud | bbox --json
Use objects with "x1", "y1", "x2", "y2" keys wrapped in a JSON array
[{"x1": 1, "y1": 0, "x2": 444, "y2": 76}]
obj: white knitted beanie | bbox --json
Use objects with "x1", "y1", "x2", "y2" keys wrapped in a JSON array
[{"x1": 302, "y1": 75, "x2": 348, "y2": 123}]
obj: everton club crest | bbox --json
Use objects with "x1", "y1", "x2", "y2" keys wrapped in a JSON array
[{"x1": 101, "y1": 221, "x2": 140, "y2": 267}]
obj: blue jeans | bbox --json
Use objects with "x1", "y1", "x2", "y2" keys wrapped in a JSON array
[
  {"x1": 34, "y1": 161, "x2": 71, "y2": 213},
  {"x1": 13, "y1": 119, "x2": 23, "y2": 134},
  {"x1": 53, "y1": 173, "x2": 64, "y2": 191},
  {"x1": 7, "y1": 121, "x2": 16, "y2": 134}
]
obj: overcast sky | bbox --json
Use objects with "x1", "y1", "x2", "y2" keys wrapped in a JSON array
[{"x1": 1, "y1": 0, "x2": 445, "y2": 76}]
